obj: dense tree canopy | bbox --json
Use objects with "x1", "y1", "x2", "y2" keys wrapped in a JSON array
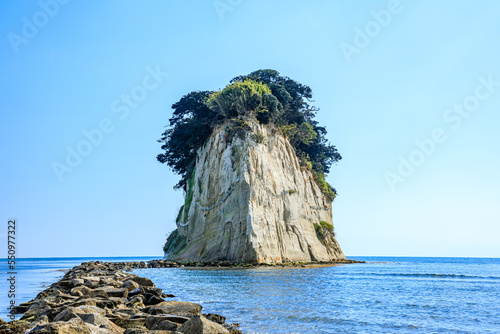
[{"x1": 157, "y1": 69, "x2": 342, "y2": 199}]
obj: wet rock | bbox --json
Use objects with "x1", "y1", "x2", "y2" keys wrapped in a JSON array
[
  {"x1": 0, "y1": 320, "x2": 31, "y2": 334},
  {"x1": 203, "y1": 313, "x2": 226, "y2": 325},
  {"x1": 13, "y1": 301, "x2": 32, "y2": 314},
  {"x1": 144, "y1": 294, "x2": 164, "y2": 306},
  {"x1": 151, "y1": 320, "x2": 178, "y2": 331},
  {"x1": 178, "y1": 314, "x2": 229, "y2": 334},
  {"x1": 144, "y1": 315, "x2": 179, "y2": 330}
]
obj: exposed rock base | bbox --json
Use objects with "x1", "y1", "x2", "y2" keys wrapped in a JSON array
[{"x1": 165, "y1": 121, "x2": 346, "y2": 263}]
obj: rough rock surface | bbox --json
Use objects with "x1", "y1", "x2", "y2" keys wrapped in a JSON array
[
  {"x1": 178, "y1": 315, "x2": 229, "y2": 333},
  {"x1": 0, "y1": 261, "x2": 241, "y2": 334},
  {"x1": 164, "y1": 120, "x2": 345, "y2": 263}
]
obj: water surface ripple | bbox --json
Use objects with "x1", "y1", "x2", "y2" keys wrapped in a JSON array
[{"x1": 134, "y1": 257, "x2": 500, "y2": 334}]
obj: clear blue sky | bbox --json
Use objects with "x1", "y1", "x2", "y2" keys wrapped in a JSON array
[{"x1": 1, "y1": 0, "x2": 499, "y2": 258}]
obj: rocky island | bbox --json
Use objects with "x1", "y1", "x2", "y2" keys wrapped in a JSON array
[
  {"x1": 0, "y1": 70, "x2": 355, "y2": 333},
  {"x1": 159, "y1": 70, "x2": 345, "y2": 264}
]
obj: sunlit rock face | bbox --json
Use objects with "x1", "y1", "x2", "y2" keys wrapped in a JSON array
[{"x1": 163, "y1": 120, "x2": 345, "y2": 263}]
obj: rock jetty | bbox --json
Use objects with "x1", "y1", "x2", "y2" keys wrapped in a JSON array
[{"x1": 0, "y1": 261, "x2": 241, "y2": 334}]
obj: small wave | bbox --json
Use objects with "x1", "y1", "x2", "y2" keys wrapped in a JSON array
[
  {"x1": 337, "y1": 272, "x2": 500, "y2": 280},
  {"x1": 386, "y1": 273, "x2": 500, "y2": 280}
]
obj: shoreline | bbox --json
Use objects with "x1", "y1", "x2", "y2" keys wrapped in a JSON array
[
  {"x1": 0, "y1": 258, "x2": 363, "y2": 333},
  {"x1": 109, "y1": 258, "x2": 365, "y2": 269}
]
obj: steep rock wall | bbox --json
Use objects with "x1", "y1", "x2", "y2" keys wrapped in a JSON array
[{"x1": 164, "y1": 120, "x2": 345, "y2": 263}]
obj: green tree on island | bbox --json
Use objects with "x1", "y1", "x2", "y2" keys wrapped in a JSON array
[{"x1": 157, "y1": 69, "x2": 341, "y2": 200}]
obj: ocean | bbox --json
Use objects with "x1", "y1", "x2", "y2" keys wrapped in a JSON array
[{"x1": 1, "y1": 257, "x2": 499, "y2": 333}]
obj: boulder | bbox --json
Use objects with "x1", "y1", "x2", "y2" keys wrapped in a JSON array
[
  {"x1": 129, "y1": 276, "x2": 155, "y2": 287},
  {"x1": 70, "y1": 286, "x2": 93, "y2": 297},
  {"x1": 144, "y1": 294, "x2": 164, "y2": 306},
  {"x1": 120, "y1": 280, "x2": 140, "y2": 292},
  {"x1": 99, "y1": 277, "x2": 122, "y2": 288},
  {"x1": 124, "y1": 329, "x2": 177, "y2": 334},
  {"x1": 203, "y1": 313, "x2": 226, "y2": 325},
  {"x1": 153, "y1": 315, "x2": 190, "y2": 325},
  {"x1": 128, "y1": 287, "x2": 145, "y2": 297},
  {"x1": 127, "y1": 295, "x2": 146, "y2": 308},
  {"x1": 69, "y1": 279, "x2": 85, "y2": 288},
  {"x1": 147, "y1": 301, "x2": 202, "y2": 317},
  {"x1": 53, "y1": 305, "x2": 106, "y2": 322},
  {"x1": 85, "y1": 318, "x2": 125, "y2": 334},
  {"x1": 28, "y1": 317, "x2": 92, "y2": 334},
  {"x1": 102, "y1": 287, "x2": 129, "y2": 298},
  {"x1": 151, "y1": 320, "x2": 178, "y2": 331},
  {"x1": 90, "y1": 289, "x2": 109, "y2": 299},
  {"x1": 178, "y1": 315, "x2": 230, "y2": 334},
  {"x1": 144, "y1": 315, "x2": 180, "y2": 330},
  {"x1": 77, "y1": 313, "x2": 110, "y2": 326},
  {"x1": 33, "y1": 314, "x2": 49, "y2": 326},
  {"x1": 112, "y1": 317, "x2": 146, "y2": 329}
]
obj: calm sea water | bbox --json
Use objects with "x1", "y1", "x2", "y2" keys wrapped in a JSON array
[{"x1": 1, "y1": 257, "x2": 499, "y2": 333}]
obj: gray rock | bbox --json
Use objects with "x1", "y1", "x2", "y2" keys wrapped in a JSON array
[
  {"x1": 53, "y1": 305, "x2": 106, "y2": 322},
  {"x1": 151, "y1": 320, "x2": 178, "y2": 331},
  {"x1": 147, "y1": 301, "x2": 202, "y2": 317},
  {"x1": 203, "y1": 313, "x2": 225, "y2": 325},
  {"x1": 99, "y1": 277, "x2": 122, "y2": 287},
  {"x1": 144, "y1": 294, "x2": 164, "y2": 306},
  {"x1": 120, "y1": 280, "x2": 140, "y2": 292},
  {"x1": 77, "y1": 313, "x2": 111, "y2": 327},
  {"x1": 70, "y1": 286, "x2": 93, "y2": 297},
  {"x1": 129, "y1": 276, "x2": 155, "y2": 287},
  {"x1": 124, "y1": 328, "x2": 177, "y2": 334},
  {"x1": 145, "y1": 315, "x2": 181, "y2": 330},
  {"x1": 90, "y1": 289, "x2": 109, "y2": 298},
  {"x1": 178, "y1": 314, "x2": 229, "y2": 333}
]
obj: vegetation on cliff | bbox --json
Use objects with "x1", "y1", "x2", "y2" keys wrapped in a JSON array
[{"x1": 157, "y1": 69, "x2": 341, "y2": 199}]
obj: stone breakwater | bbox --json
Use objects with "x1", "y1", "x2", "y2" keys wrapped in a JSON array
[{"x1": 0, "y1": 261, "x2": 242, "y2": 334}]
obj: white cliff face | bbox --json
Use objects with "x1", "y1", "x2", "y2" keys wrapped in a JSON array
[{"x1": 164, "y1": 120, "x2": 345, "y2": 263}]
